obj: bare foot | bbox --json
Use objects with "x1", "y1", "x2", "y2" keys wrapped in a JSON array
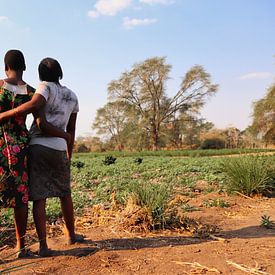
[
  {"x1": 68, "y1": 233, "x2": 85, "y2": 245},
  {"x1": 38, "y1": 247, "x2": 54, "y2": 257},
  {"x1": 17, "y1": 248, "x2": 33, "y2": 258}
]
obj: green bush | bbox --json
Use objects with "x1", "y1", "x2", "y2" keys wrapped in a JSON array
[
  {"x1": 130, "y1": 183, "x2": 171, "y2": 227},
  {"x1": 200, "y1": 138, "x2": 225, "y2": 149},
  {"x1": 71, "y1": 160, "x2": 85, "y2": 171},
  {"x1": 134, "y1": 157, "x2": 143, "y2": 164},
  {"x1": 102, "y1": 155, "x2": 117, "y2": 165},
  {"x1": 221, "y1": 156, "x2": 274, "y2": 196},
  {"x1": 261, "y1": 215, "x2": 274, "y2": 229},
  {"x1": 75, "y1": 143, "x2": 90, "y2": 153}
]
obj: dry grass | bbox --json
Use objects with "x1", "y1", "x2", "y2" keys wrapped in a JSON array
[{"x1": 77, "y1": 195, "x2": 218, "y2": 237}]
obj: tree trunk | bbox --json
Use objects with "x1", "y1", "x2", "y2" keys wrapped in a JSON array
[{"x1": 152, "y1": 124, "x2": 159, "y2": 151}]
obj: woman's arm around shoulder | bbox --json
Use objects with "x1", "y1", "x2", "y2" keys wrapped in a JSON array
[
  {"x1": 0, "y1": 93, "x2": 46, "y2": 122},
  {"x1": 0, "y1": 82, "x2": 49, "y2": 122},
  {"x1": 66, "y1": 113, "x2": 77, "y2": 160},
  {"x1": 36, "y1": 111, "x2": 71, "y2": 145}
]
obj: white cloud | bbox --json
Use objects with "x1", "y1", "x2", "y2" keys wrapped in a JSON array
[
  {"x1": 0, "y1": 16, "x2": 10, "y2": 23},
  {"x1": 238, "y1": 72, "x2": 272, "y2": 80},
  {"x1": 88, "y1": 0, "x2": 132, "y2": 18},
  {"x1": 123, "y1": 17, "x2": 157, "y2": 29},
  {"x1": 139, "y1": 0, "x2": 174, "y2": 5}
]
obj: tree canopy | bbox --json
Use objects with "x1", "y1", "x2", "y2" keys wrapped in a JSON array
[
  {"x1": 101, "y1": 57, "x2": 218, "y2": 150},
  {"x1": 251, "y1": 83, "x2": 275, "y2": 144}
]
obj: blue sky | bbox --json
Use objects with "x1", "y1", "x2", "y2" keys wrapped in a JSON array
[{"x1": 0, "y1": 0, "x2": 274, "y2": 137}]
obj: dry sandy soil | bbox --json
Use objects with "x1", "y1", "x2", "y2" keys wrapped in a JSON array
[{"x1": 1, "y1": 193, "x2": 275, "y2": 274}]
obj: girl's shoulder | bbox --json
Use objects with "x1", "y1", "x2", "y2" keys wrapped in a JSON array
[
  {"x1": 40, "y1": 81, "x2": 60, "y2": 91},
  {"x1": 62, "y1": 86, "x2": 78, "y2": 98},
  {"x1": 39, "y1": 81, "x2": 51, "y2": 88},
  {"x1": 36, "y1": 81, "x2": 54, "y2": 94}
]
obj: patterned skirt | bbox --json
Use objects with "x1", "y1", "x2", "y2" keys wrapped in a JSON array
[
  {"x1": 0, "y1": 146, "x2": 29, "y2": 208},
  {"x1": 28, "y1": 145, "x2": 71, "y2": 201}
]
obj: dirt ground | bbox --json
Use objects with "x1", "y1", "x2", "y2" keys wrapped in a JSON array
[{"x1": 1, "y1": 194, "x2": 275, "y2": 274}]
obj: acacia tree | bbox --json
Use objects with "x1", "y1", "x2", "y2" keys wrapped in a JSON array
[
  {"x1": 164, "y1": 111, "x2": 214, "y2": 149},
  {"x1": 224, "y1": 127, "x2": 242, "y2": 148},
  {"x1": 93, "y1": 101, "x2": 131, "y2": 150},
  {"x1": 108, "y1": 57, "x2": 218, "y2": 150},
  {"x1": 251, "y1": 83, "x2": 275, "y2": 145}
]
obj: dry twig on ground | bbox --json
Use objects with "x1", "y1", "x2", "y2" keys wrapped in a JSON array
[
  {"x1": 172, "y1": 261, "x2": 221, "y2": 274},
  {"x1": 226, "y1": 260, "x2": 268, "y2": 275}
]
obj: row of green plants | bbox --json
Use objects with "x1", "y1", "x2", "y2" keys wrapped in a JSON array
[
  {"x1": 75, "y1": 148, "x2": 275, "y2": 158},
  {"x1": 1, "y1": 154, "x2": 274, "y2": 228},
  {"x1": 0, "y1": 189, "x2": 92, "y2": 227},
  {"x1": 70, "y1": 153, "x2": 274, "y2": 227}
]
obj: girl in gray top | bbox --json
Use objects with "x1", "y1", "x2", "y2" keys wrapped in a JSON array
[{"x1": 0, "y1": 57, "x2": 84, "y2": 256}]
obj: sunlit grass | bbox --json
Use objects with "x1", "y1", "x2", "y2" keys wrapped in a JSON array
[{"x1": 221, "y1": 156, "x2": 275, "y2": 196}]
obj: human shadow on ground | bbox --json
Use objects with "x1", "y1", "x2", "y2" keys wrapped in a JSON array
[
  {"x1": 37, "y1": 224, "x2": 275, "y2": 258},
  {"x1": 219, "y1": 225, "x2": 275, "y2": 239},
  {"x1": 0, "y1": 235, "x2": 206, "y2": 267},
  {"x1": 53, "y1": 224, "x2": 275, "y2": 256},
  {"x1": 1, "y1": 224, "x2": 274, "y2": 267}
]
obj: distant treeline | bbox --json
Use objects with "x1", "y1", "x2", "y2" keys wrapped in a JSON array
[{"x1": 79, "y1": 57, "x2": 274, "y2": 152}]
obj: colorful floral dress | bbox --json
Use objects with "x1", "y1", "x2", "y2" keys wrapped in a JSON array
[{"x1": 0, "y1": 81, "x2": 34, "y2": 208}]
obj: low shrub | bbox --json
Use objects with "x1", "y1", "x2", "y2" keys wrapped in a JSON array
[
  {"x1": 221, "y1": 156, "x2": 274, "y2": 196},
  {"x1": 102, "y1": 155, "x2": 117, "y2": 165},
  {"x1": 200, "y1": 138, "x2": 225, "y2": 149},
  {"x1": 261, "y1": 215, "x2": 274, "y2": 229},
  {"x1": 134, "y1": 157, "x2": 143, "y2": 164},
  {"x1": 130, "y1": 183, "x2": 172, "y2": 227},
  {"x1": 71, "y1": 160, "x2": 85, "y2": 171}
]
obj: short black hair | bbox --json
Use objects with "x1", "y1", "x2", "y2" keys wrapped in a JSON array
[
  {"x1": 38, "y1": 57, "x2": 63, "y2": 82},
  {"x1": 4, "y1": 49, "x2": 26, "y2": 71}
]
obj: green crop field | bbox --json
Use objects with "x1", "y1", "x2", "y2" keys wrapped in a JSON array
[{"x1": 1, "y1": 149, "x2": 274, "y2": 227}]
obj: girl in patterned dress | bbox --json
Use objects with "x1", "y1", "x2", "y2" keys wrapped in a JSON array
[
  {"x1": 0, "y1": 50, "x2": 34, "y2": 257},
  {"x1": 0, "y1": 50, "x2": 70, "y2": 257}
]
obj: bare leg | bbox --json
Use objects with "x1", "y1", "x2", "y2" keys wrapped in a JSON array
[
  {"x1": 14, "y1": 205, "x2": 28, "y2": 251},
  {"x1": 60, "y1": 194, "x2": 75, "y2": 240},
  {"x1": 33, "y1": 199, "x2": 48, "y2": 252},
  {"x1": 60, "y1": 194, "x2": 85, "y2": 244}
]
